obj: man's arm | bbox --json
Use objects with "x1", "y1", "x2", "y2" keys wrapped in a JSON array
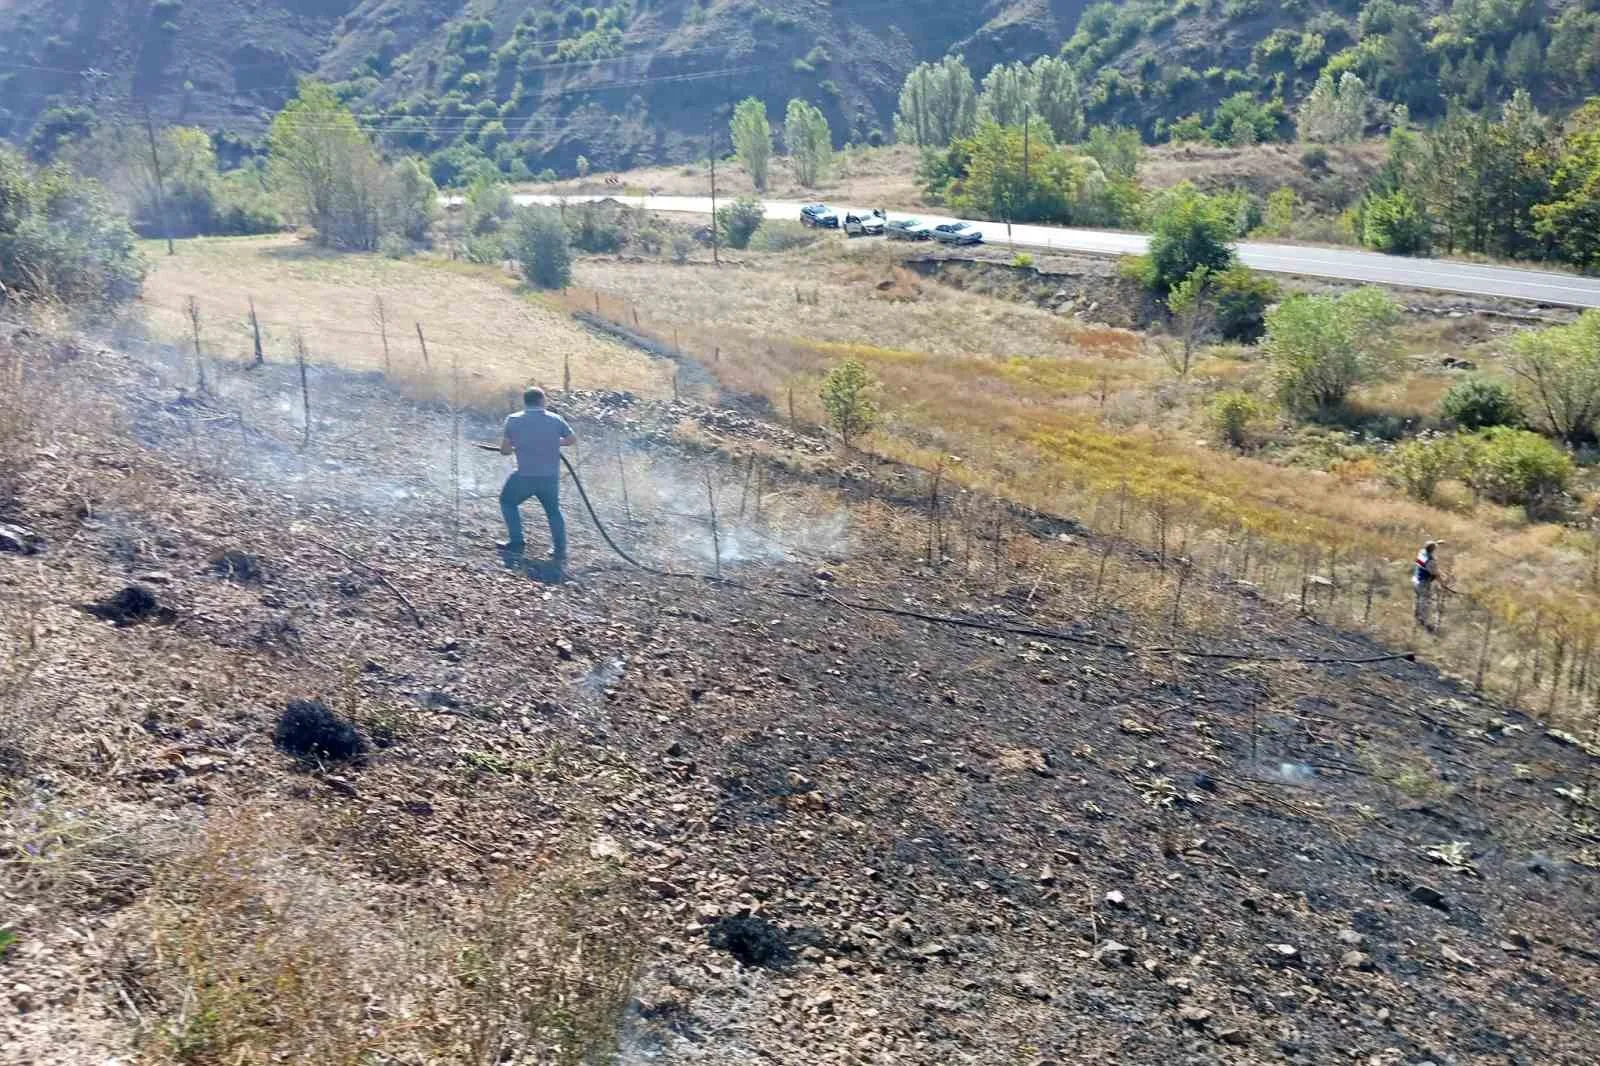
[
  {"x1": 499, "y1": 417, "x2": 514, "y2": 455},
  {"x1": 559, "y1": 419, "x2": 577, "y2": 447}
]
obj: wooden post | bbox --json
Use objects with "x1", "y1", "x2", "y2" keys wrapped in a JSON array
[
  {"x1": 294, "y1": 330, "x2": 312, "y2": 447},
  {"x1": 1171, "y1": 559, "x2": 1191, "y2": 636},
  {"x1": 414, "y1": 321, "x2": 431, "y2": 367},
  {"x1": 185, "y1": 296, "x2": 206, "y2": 393},
  {"x1": 705, "y1": 470, "x2": 721, "y2": 579},
  {"x1": 563, "y1": 350, "x2": 571, "y2": 394},
  {"x1": 143, "y1": 104, "x2": 174, "y2": 257},
  {"x1": 739, "y1": 455, "x2": 755, "y2": 518},
  {"x1": 927, "y1": 459, "x2": 943, "y2": 564},
  {"x1": 788, "y1": 384, "x2": 796, "y2": 428},
  {"x1": 249, "y1": 297, "x2": 265, "y2": 368},
  {"x1": 1475, "y1": 610, "x2": 1494, "y2": 692},
  {"x1": 371, "y1": 296, "x2": 391, "y2": 374},
  {"x1": 672, "y1": 367, "x2": 680, "y2": 402},
  {"x1": 450, "y1": 346, "x2": 462, "y2": 540},
  {"x1": 617, "y1": 447, "x2": 631, "y2": 521},
  {"x1": 992, "y1": 503, "x2": 1004, "y2": 591}
]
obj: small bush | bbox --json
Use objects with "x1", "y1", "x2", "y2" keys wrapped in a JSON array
[
  {"x1": 1205, "y1": 389, "x2": 1264, "y2": 449},
  {"x1": 819, "y1": 359, "x2": 878, "y2": 446},
  {"x1": 0, "y1": 148, "x2": 146, "y2": 305},
  {"x1": 670, "y1": 232, "x2": 694, "y2": 263},
  {"x1": 1011, "y1": 252, "x2": 1035, "y2": 269},
  {"x1": 1439, "y1": 377, "x2": 1522, "y2": 430},
  {"x1": 568, "y1": 202, "x2": 623, "y2": 253},
  {"x1": 1213, "y1": 265, "x2": 1279, "y2": 344},
  {"x1": 749, "y1": 220, "x2": 818, "y2": 252},
  {"x1": 716, "y1": 196, "x2": 766, "y2": 250},
  {"x1": 1300, "y1": 145, "x2": 1330, "y2": 172},
  {"x1": 379, "y1": 233, "x2": 411, "y2": 259},
  {"x1": 510, "y1": 206, "x2": 572, "y2": 289},
  {"x1": 463, "y1": 232, "x2": 506, "y2": 264},
  {"x1": 274, "y1": 699, "x2": 365, "y2": 762},
  {"x1": 1383, "y1": 433, "x2": 1462, "y2": 502},
  {"x1": 1465, "y1": 427, "x2": 1572, "y2": 514},
  {"x1": 1361, "y1": 188, "x2": 1432, "y2": 256}
]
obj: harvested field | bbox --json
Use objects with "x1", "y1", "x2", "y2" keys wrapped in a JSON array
[{"x1": 140, "y1": 235, "x2": 676, "y2": 405}]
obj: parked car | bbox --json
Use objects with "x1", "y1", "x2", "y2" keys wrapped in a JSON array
[
  {"x1": 843, "y1": 209, "x2": 886, "y2": 236},
  {"x1": 800, "y1": 203, "x2": 839, "y2": 228},
  {"x1": 932, "y1": 221, "x2": 983, "y2": 246},
  {"x1": 884, "y1": 217, "x2": 933, "y2": 241}
]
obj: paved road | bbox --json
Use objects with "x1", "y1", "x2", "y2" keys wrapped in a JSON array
[{"x1": 512, "y1": 193, "x2": 1600, "y2": 309}]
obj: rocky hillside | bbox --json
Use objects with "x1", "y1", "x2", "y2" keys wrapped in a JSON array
[
  {"x1": 2, "y1": 0, "x2": 1598, "y2": 173},
  {"x1": 0, "y1": 0, "x2": 1085, "y2": 170}
]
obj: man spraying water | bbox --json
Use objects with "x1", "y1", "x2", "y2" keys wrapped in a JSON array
[{"x1": 497, "y1": 386, "x2": 576, "y2": 562}]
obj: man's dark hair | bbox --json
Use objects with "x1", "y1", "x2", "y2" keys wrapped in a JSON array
[{"x1": 524, "y1": 386, "x2": 546, "y2": 408}]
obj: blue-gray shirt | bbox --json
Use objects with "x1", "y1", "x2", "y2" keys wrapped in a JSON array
[{"x1": 504, "y1": 407, "x2": 572, "y2": 477}]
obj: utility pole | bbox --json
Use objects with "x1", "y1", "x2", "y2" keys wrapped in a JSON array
[
  {"x1": 709, "y1": 126, "x2": 720, "y2": 266},
  {"x1": 1022, "y1": 102, "x2": 1030, "y2": 194},
  {"x1": 143, "y1": 104, "x2": 174, "y2": 256}
]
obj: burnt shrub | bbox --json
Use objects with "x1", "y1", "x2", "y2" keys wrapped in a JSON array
[{"x1": 274, "y1": 698, "x2": 365, "y2": 762}]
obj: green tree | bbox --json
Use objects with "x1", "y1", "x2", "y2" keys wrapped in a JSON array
[
  {"x1": 385, "y1": 156, "x2": 438, "y2": 244},
  {"x1": 730, "y1": 98, "x2": 772, "y2": 191},
  {"x1": 1361, "y1": 188, "x2": 1432, "y2": 255},
  {"x1": 1466, "y1": 427, "x2": 1573, "y2": 515},
  {"x1": 1028, "y1": 56, "x2": 1084, "y2": 144},
  {"x1": 819, "y1": 359, "x2": 878, "y2": 446},
  {"x1": 1258, "y1": 186, "x2": 1296, "y2": 237},
  {"x1": 894, "y1": 56, "x2": 977, "y2": 147},
  {"x1": 1163, "y1": 266, "x2": 1213, "y2": 378},
  {"x1": 1507, "y1": 310, "x2": 1600, "y2": 444},
  {"x1": 716, "y1": 195, "x2": 766, "y2": 249},
  {"x1": 1439, "y1": 377, "x2": 1523, "y2": 431},
  {"x1": 0, "y1": 147, "x2": 145, "y2": 305},
  {"x1": 1213, "y1": 265, "x2": 1279, "y2": 344},
  {"x1": 1533, "y1": 103, "x2": 1600, "y2": 269},
  {"x1": 269, "y1": 79, "x2": 386, "y2": 249},
  {"x1": 1083, "y1": 125, "x2": 1140, "y2": 181},
  {"x1": 1266, "y1": 287, "x2": 1402, "y2": 416},
  {"x1": 944, "y1": 121, "x2": 1110, "y2": 225},
  {"x1": 977, "y1": 62, "x2": 1031, "y2": 128},
  {"x1": 1296, "y1": 72, "x2": 1375, "y2": 143},
  {"x1": 1205, "y1": 389, "x2": 1265, "y2": 449},
  {"x1": 784, "y1": 99, "x2": 832, "y2": 187},
  {"x1": 1144, "y1": 183, "x2": 1237, "y2": 294},
  {"x1": 510, "y1": 206, "x2": 571, "y2": 289}
]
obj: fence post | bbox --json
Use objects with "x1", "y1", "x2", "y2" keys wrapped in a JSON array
[
  {"x1": 249, "y1": 297, "x2": 265, "y2": 368},
  {"x1": 414, "y1": 322, "x2": 431, "y2": 367},
  {"x1": 705, "y1": 470, "x2": 721, "y2": 579},
  {"x1": 371, "y1": 296, "x2": 391, "y2": 374},
  {"x1": 294, "y1": 330, "x2": 312, "y2": 447},
  {"x1": 185, "y1": 296, "x2": 206, "y2": 393}
]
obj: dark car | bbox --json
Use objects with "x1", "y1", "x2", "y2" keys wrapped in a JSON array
[
  {"x1": 884, "y1": 217, "x2": 933, "y2": 241},
  {"x1": 800, "y1": 203, "x2": 839, "y2": 228},
  {"x1": 932, "y1": 221, "x2": 983, "y2": 246}
]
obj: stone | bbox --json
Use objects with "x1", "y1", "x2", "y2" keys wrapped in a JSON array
[
  {"x1": 1408, "y1": 884, "x2": 1449, "y2": 912},
  {"x1": 1094, "y1": 940, "x2": 1133, "y2": 965},
  {"x1": 0, "y1": 522, "x2": 43, "y2": 555},
  {"x1": 1179, "y1": 1004, "x2": 1213, "y2": 1027},
  {"x1": 1341, "y1": 950, "x2": 1374, "y2": 971}
]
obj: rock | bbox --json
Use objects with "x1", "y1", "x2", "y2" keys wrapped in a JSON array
[
  {"x1": 1179, "y1": 1004, "x2": 1213, "y2": 1027},
  {"x1": 1094, "y1": 940, "x2": 1133, "y2": 965},
  {"x1": 1104, "y1": 889, "x2": 1127, "y2": 909},
  {"x1": 1013, "y1": 972, "x2": 1052, "y2": 1000},
  {"x1": 1338, "y1": 929, "x2": 1365, "y2": 946},
  {"x1": 0, "y1": 522, "x2": 44, "y2": 555},
  {"x1": 1341, "y1": 950, "x2": 1374, "y2": 971},
  {"x1": 1408, "y1": 884, "x2": 1450, "y2": 912},
  {"x1": 805, "y1": 992, "x2": 835, "y2": 1015},
  {"x1": 1037, "y1": 865, "x2": 1057, "y2": 886},
  {"x1": 1266, "y1": 943, "x2": 1301, "y2": 966},
  {"x1": 916, "y1": 942, "x2": 956, "y2": 959},
  {"x1": 588, "y1": 834, "x2": 626, "y2": 861},
  {"x1": 1215, "y1": 1028, "x2": 1251, "y2": 1046}
]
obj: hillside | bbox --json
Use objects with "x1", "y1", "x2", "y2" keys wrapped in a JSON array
[
  {"x1": 2, "y1": 0, "x2": 1597, "y2": 174},
  {"x1": 3, "y1": 304, "x2": 1598, "y2": 1063}
]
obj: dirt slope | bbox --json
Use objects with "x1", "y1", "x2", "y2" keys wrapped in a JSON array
[{"x1": 1, "y1": 324, "x2": 1597, "y2": 1063}]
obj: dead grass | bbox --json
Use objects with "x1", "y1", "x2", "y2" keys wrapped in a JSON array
[
  {"x1": 140, "y1": 236, "x2": 676, "y2": 408},
  {"x1": 140, "y1": 807, "x2": 641, "y2": 1066},
  {"x1": 564, "y1": 249, "x2": 1600, "y2": 728}
]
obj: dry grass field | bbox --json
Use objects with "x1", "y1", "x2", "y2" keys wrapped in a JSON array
[
  {"x1": 140, "y1": 235, "x2": 676, "y2": 407},
  {"x1": 570, "y1": 241, "x2": 1600, "y2": 725}
]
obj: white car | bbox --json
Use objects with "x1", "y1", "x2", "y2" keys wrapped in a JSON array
[{"x1": 843, "y1": 210, "x2": 886, "y2": 236}]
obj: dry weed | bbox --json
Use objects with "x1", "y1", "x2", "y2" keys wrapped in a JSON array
[{"x1": 140, "y1": 808, "x2": 642, "y2": 1066}]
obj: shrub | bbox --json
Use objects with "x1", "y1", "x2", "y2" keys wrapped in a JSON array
[
  {"x1": 379, "y1": 233, "x2": 411, "y2": 259},
  {"x1": 819, "y1": 359, "x2": 878, "y2": 446},
  {"x1": 568, "y1": 202, "x2": 624, "y2": 252},
  {"x1": 749, "y1": 220, "x2": 818, "y2": 252},
  {"x1": 1213, "y1": 265, "x2": 1279, "y2": 343},
  {"x1": 1144, "y1": 183, "x2": 1237, "y2": 293},
  {"x1": 510, "y1": 206, "x2": 571, "y2": 289},
  {"x1": 716, "y1": 196, "x2": 766, "y2": 250},
  {"x1": 0, "y1": 148, "x2": 146, "y2": 306},
  {"x1": 463, "y1": 232, "x2": 506, "y2": 264},
  {"x1": 1266, "y1": 286, "x2": 1402, "y2": 416},
  {"x1": 274, "y1": 699, "x2": 365, "y2": 762},
  {"x1": 1439, "y1": 377, "x2": 1522, "y2": 430},
  {"x1": 1383, "y1": 433, "x2": 1462, "y2": 502},
  {"x1": 1464, "y1": 427, "x2": 1573, "y2": 513},
  {"x1": 670, "y1": 232, "x2": 693, "y2": 263},
  {"x1": 1300, "y1": 145, "x2": 1330, "y2": 172},
  {"x1": 1205, "y1": 389, "x2": 1264, "y2": 449},
  {"x1": 1507, "y1": 311, "x2": 1600, "y2": 445},
  {"x1": 1361, "y1": 188, "x2": 1431, "y2": 255}
]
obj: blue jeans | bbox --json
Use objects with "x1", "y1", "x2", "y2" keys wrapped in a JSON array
[{"x1": 500, "y1": 473, "x2": 566, "y2": 556}]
